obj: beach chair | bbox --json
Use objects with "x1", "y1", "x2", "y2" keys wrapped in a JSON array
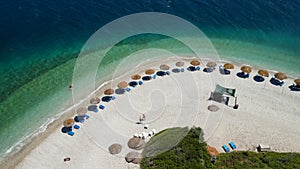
[
  {"x1": 68, "y1": 131, "x2": 75, "y2": 136},
  {"x1": 195, "y1": 66, "x2": 200, "y2": 71},
  {"x1": 85, "y1": 114, "x2": 90, "y2": 119},
  {"x1": 138, "y1": 81, "x2": 143, "y2": 85},
  {"x1": 99, "y1": 105, "x2": 105, "y2": 110},
  {"x1": 180, "y1": 68, "x2": 185, "y2": 72},
  {"x1": 229, "y1": 142, "x2": 237, "y2": 150},
  {"x1": 152, "y1": 74, "x2": 157, "y2": 79},
  {"x1": 74, "y1": 124, "x2": 80, "y2": 129},
  {"x1": 125, "y1": 87, "x2": 131, "y2": 92},
  {"x1": 222, "y1": 145, "x2": 230, "y2": 153},
  {"x1": 166, "y1": 71, "x2": 170, "y2": 75}
]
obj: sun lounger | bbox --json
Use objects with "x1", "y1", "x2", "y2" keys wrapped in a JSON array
[
  {"x1": 126, "y1": 88, "x2": 131, "y2": 92},
  {"x1": 138, "y1": 81, "x2": 143, "y2": 85},
  {"x1": 222, "y1": 144, "x2": 230, "y2": 153},
  {"x1": 74, "y1": 124, "x2": 80, "y2": 129},
  {"x1": 85, "y1": 114, "x2": 90, "y2": 119},
  {"x1": 68, "y1": 131, "x2": 75, "y2": 136},
  {"x1": 229, "y1": 142, "x2": 237, "y2": 149},
  {"x1": 180, "y1": 68, "x2": 185, "y2": 72},
  {"x1": 195, "y1": 66, "x2": 200, "y2": 71},
  {"x1": 99, "y1": 105, "x2": 105, "y2": 110},
  {"x1": 153, "y1": 74, "x2": 157, "y2": 79}
]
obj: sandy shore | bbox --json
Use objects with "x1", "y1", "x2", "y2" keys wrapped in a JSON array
[{"x1": 2, "y1": 57, "x2": 300, "y2": 169}]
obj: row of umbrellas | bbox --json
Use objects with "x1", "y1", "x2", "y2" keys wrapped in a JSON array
[{"x1": 63, "y1": 59, "x2": 299, "y2": 132}]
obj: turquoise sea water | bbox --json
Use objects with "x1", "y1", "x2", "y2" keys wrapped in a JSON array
[{"x1": 0, "y1": 0, "x2": 299, "y2": 158}]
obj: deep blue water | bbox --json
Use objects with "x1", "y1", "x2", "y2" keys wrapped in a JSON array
[{"x1": 0, "y1": 0, "x2": 299, "y2": 157}]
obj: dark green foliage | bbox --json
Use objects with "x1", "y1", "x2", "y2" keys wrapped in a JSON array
[
  {"x1": 213, "y1": 151, "x2": 300, "y2": 169},
  {"x1": 141, "y1": 126, "x2": 212, "y2": 169},
  {"x1": 141, "y1": 127, "x2": 300, "y2": 169}
]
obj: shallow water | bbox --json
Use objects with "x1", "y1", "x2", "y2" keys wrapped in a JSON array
[{"x1": 0, "y1": 0, "x2": 299, "y2": 157}]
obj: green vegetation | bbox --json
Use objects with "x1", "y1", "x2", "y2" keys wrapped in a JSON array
[
  {"x1": 141, "y1": 126, "x2": 212, "y2": 169},
  {"x1": 141, "y1": 127, "x2": 300, "y2": 169},
  {"x1": 214, "y1": 151, "x2": 300, "y2": 169}
]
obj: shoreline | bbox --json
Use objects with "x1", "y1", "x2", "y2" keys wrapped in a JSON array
[{"x1": 1, "y1": 56, "x2": 299, "y2": 169}]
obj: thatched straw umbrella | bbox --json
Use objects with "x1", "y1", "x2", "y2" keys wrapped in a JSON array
[
  {"x1": 127, "y1": 137, "x2": 145, "y2": 150},
  {"x1": 190, "y1": 60, "x2": 200, "y2": 66},
  {"x1": 294, "y1": 79, "x2": 300, "y2": 86},
  {"x1": 104, "y1": 89, "x2": 114, "y2": 95},
  {"x1": 131, "y1": 74, "x2": 141, "y2": 80},
  {"x1": 145, "y1": 69, "x2": 155, "y2": 75},
  {"x1": 108, "y1": 144, "x2": 122, "y2": 155},
  {"x1": 207, "y1": 105, "x2": 219, "y2": 112},
  {"x1": 77, "y1": 107, "x2": 87, "y2": 116},
  {"x1": 159, "y1": 64, "x2": 170, "y2": 70},
  {"x1": 223, "y1": 63, "x2": 234, "y2": 69},
  {"x1": 118, "y1": 81, "x2": 128, "y2": 89},
  {"x1": 63, "y1": 119, "x2": 74, "y2": 127},
  {"x1": 90, "y1": 97, "x2": 100, "y2": 104},
  {"x1": 274, "y1": 72, "x2": 287, "y2": 80},
  {"x1": 125, "y1": 151, "x2": 141, "y2": 163},
  {"x1": 241, "y1": 65, "x2": 252, "y2": 74},
  {"x1": 206, "y1": 61, "x2": 217, "y2": 68},
  {"x1": 175, "y1": 61, "x2": 184, "y2": 67},
  {"x1": 258, "y1": 69, "x2": 269, "y2": 77},
  {"x1": 132, "y1": 153, "x2": 142, "y2": 164},
  {"x1": 206, "y1": 145, "x2": 219, "y2": 156}
]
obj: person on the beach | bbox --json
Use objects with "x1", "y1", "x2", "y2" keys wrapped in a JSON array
[
  {"x1": 139, "y1": 114, "x2": 146, "y2": 124},
  {"x1": 69, "y1": 84, "x2": 73, "y2": 90}
]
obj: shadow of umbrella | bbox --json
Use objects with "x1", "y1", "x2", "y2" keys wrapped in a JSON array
[
  {"x1": 115, "y1": 88, "x2": 126, "y2": 95},
  {"x1": 88, "y1": 105, "x2": 98, "y2": 111},
  {"x1": 129, "y1": 81, "x2": 138, "y2": 87},
  {"x1": 156, "y1": 71, "x2": 166, "y2": 76},
  {"x1": 172, "y1": 68, "x2": 180, "y2": 73},
  {"x1": 142, "y1": 76, "x2": 152, "y2": 81}
]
